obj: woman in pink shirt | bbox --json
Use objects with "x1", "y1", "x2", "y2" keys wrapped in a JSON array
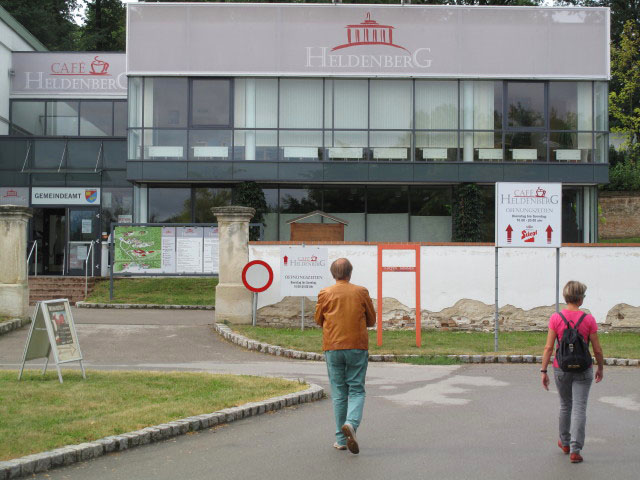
[{"x1": 540, "y1": 280, "x2": 604, "y2": 464}]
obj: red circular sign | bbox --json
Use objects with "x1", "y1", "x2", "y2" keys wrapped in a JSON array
[{"x1": 242, "y1": 260, "x2": 274, "y2": 293}]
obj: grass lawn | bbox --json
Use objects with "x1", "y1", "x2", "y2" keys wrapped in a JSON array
[
  {"x1": 0, "y1": 370, "x2": 305, "y2": 461},
  {"x1": 86, "y1": 278, "x2": 218, "y2": 305},
  {"x1": 599, "y1": 237, "x2": 640, "y2": 243},
  {"x1": 232, "y1": 326, "x2": 640, "y2": 359}
]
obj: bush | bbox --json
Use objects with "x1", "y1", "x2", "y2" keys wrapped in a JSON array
[
  {"x1": 452, "y1": 183, "x2": 484, "y2": 242},
  {"x1": 604, "y1": 158, "x2": 640, "y2": 191}
]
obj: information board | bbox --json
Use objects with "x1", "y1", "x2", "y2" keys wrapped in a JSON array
[
  {"x1": 495, "y1": 183, "x2": 562, "y2": 248},
  {"x1": 114, "y1": 224, "x2": 219, "y2": 274},
  {"x1": 280, "y1": 246, "x2": 331, "y2": 296}
]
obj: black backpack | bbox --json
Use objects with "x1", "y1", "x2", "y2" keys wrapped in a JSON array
[{"x1": 556, "y1": 312, "x2": 593, "y2": 373}]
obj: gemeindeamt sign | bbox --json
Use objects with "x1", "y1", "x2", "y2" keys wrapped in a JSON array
[
  {"x1": 11, "y1": 52, "x2": 126, "y2": 97},
  {"x1": 31, "y1": 187, "x2": 101, "y2": 206},
  {"x1": 127, "y1": 4, "x2": 609, "y2": 79},
  {"x1": 495, "y1": 183, "x2": 562, "y2": 248}
]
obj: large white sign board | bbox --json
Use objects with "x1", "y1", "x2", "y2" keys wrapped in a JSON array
[
  {"x1": 280, "y1": 246, "x2": 331, "y2": 297},
  {"x1": 496, "y1": 183, "x2": 562, "y2": 248}
]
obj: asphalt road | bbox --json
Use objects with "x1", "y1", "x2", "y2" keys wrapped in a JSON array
[{"x1": 1, "y1": 309, "x2": 639, "y2": 480}]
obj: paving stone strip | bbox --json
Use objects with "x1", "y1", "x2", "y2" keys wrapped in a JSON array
[
  {"x1": 215, "y1": 323, "x2": 640, "y2": 367},
  {"x1": 0, "y1": 382, "x2": 324, "y2": 479},
  {"x1": 76, "y1": 302, "x2": 214, "y2": 310},
  {"x1": 0, "y1": 318, "x2": 30, "y2": 337}
]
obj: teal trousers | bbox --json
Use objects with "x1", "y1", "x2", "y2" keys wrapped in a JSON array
[{"x1": 325, "y1": 349, "x2": 369, "y2": 446}]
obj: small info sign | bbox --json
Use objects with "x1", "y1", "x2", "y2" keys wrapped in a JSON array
[
  {"x1": 495, "y1": 182, "x2": 562, "y2": 248},
  {"x1": 280, "y1": 246, "x2": 331, "y2": 296},
  {"x1": 19, "y1": 299, "x2": 86, "y2": 383}
]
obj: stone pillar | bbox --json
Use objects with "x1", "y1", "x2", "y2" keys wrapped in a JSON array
[
  {"x1": 0, "y1": 205, "x2": 33, "y2": 318},
  {"x1": 212, "y1": 206, "x2": 255, "y2": 324}
]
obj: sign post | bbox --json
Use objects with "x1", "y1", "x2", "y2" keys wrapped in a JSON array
[
  {"x1": 241, "y1": 260, "x2": 274, "y2": 326},
  {"x1": 495, "y1": 182, "x2": 562, "y2": 351},
  {"x1": 280, "y1": 246, "x2": 331, "y2": 330},
  {"x1": 19, "y1": 299, "x2": 86, "y2": 384}
]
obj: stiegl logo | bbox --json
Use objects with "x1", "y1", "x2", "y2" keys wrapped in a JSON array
[{"x1": 305, "y1": 12, "x2": 432, "y2": 70}]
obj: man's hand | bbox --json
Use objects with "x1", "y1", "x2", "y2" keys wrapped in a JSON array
[{"x1": 542, "y1": 372, "x2": 550, "y2": 391}]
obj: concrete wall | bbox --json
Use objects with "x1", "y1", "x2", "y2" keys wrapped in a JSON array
[
  {"x1": 599, "y1": 192, "x2": 640, "y2": 239},
  {"x1": 249, "y1": 243, "x2": 640, "y2": 331}
]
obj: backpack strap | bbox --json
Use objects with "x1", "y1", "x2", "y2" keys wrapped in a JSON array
[
  {"x1": 574, "y1": 312, "x2": 587, "y2": 329},
  {"x1": 557, "y1": 312, "x2": 570, "y2": 328}
]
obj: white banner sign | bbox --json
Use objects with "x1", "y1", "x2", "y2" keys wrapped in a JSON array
[
  {"x1": 0, "y1": 187, "x2": 29, "y2": 206},
  {"x1": 496, "y1": 183, "x2": 562, "y2": 248},
  {"x1": 31, "y1": 187, "x2": 100, "y2": 205},
  {"x1": 280, "y1": 246, "x2": 331, "y2": 297},
  {"x1": 12, "y1": 52, "x2": 126, "y2": 97}
]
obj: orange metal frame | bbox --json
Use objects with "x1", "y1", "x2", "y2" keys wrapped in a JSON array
[{"x1": 377, "y1": 244, "x2": 421, "y2": 348}]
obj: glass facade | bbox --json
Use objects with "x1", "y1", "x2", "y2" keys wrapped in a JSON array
[{"x1": 129, "y1": 78, "x2": 608, "y2": 164}]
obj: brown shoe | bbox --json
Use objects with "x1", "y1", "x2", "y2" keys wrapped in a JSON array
[
  {"x1": 570, "y1": 452, "x2": 583, "y2": 463},
  {"x1": 341, "y1": 423, "x2": 359, "y2": 454},
  {"x1": 558, "y1": 440, "x2": 570, "y2": 454}
]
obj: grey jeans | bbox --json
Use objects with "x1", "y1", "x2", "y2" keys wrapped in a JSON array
[{"x1": 554, "y1": 367, "x2": 593, "y2": 453}]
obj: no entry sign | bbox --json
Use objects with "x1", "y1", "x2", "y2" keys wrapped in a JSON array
[
  {"x1": 495, "y1": 183, "x2": 562, "y2": 248},
  {"x1": 242, "y1": 260, "x2": 274, "y2": 293}
]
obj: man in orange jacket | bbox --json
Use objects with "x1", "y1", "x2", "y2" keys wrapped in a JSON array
[{"x1": 315, "y1": 257, "x2": 376, "y2": 454}]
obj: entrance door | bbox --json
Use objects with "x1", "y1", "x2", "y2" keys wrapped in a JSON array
[
  {"x1": 67, "y1": 208, "x2": 100, "y2": 275},
  {"x1": 34, "y1": 208, "x2": 67, "y2": 275}
]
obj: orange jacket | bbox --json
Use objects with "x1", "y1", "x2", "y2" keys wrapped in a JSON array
[{"x1": 314, "y1": 280, "x2": 376, "y2": 351}]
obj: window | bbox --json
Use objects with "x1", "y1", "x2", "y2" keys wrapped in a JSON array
[
  {"x1": 114, "y1": 101, "x2": 128, "y2": 137},
  {"x1": 234, "y1": 79, "x2": 277, "y2": 128},
  {"x1": 507, "y1": 82, "x2": 544, "y2": 128},
  {"x1": 46, "y1": 101, "x2": 79, "y2": 136},
  {"x1": 191, "y1": 79, "x2": 231, "y2": 126},
  {"x1": 148, "y1": 187, "x2": 191, "y2": 223},
  {"x1": 144, "y1": 77, "x2": 188, "y2": 128},
  {"x1": 194, "y1": 188, "x2": 232, "y2": 222},
  {"x1": 367, "y1": 186, "x2": 409, "y2": 242},
  {"x1": 326, "y1": 80, "x2": 368, "y2": 129},
  {"x1": 410, "y1": 187, "x2": 452, "y2": 241},
  {"x1": 549, "y1": 82, "x2": 592, "y2": 131},
  {"x1": 279, "y1": 79, "x2": 323, "y2": 129},
  {"x1": 370, "y1": 80, "x2": 412, "y2": 129},
  {"x1": 80, "y1": 101, "x2": 113, "y2": 136},
  {"x1": 102, "y1": 188, "x2": 133, "y2": 232},
  {"x1": 11, "y1": 101, "x2": 45, "y2": 135}
]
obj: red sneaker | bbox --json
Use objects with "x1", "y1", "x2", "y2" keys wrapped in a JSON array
[
  {"x1": 558, "y1": 440, "x2": 570, "y2": 454},
  {"x1": 570, "y1": 452, "x2": 583, "y2": 463}
]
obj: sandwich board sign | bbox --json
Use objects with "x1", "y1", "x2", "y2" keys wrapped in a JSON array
[{"x1": 19, "y1": 299, "x2": 86, "y2": 384}]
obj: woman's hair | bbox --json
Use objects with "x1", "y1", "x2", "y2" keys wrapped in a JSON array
[{"x1": 563, "y1": 280, "x2": 587, "y2": 304}]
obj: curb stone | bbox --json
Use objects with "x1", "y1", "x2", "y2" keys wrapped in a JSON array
[
  {"x1": 0, "y1": 382, "x2": 323, "y2": 479},
  {"x1": 76, "y1": 302, "x2": 214, "y2": 310},
  {"x1": 214, "y1": 323, "x2": 640, "y2": 368},
  {"x1": 0, "y1": 318, "x2": 30, "y2": 337}
]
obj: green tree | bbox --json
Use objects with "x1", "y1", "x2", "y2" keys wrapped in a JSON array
[
  {"x1": 0, "y1": 0, "x2": 79, "y2": 51},
  {"x1": 77, "y1": 0, "x2": 126, "y2": 51},
  {"x1": 609, "y1": 20, "x2": 640, "y2": 159}
]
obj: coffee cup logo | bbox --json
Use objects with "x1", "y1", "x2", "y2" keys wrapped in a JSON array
[{"x1": 90, "y1": 56, "x2": 109, "y2": 75}]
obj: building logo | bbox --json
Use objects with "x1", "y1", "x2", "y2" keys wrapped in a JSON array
[
  {"x1": 305, "y1": 12, "x2": 431, "y2": 70},
  {"x1": 85, "y1": 189, "x2": 98, "y2": 203},
  {"x1": 332, "y1": 13, "x2": 407, "y2": 52},
  {"x1": 51, "y1": 56, "x2": 110, "y2": 76},
  {"x1": 283, "y1": 255, "x2": 289, "y2": 266},
  {"x1": 2, "y1": 189, "x2": 18, "y2": 198}
]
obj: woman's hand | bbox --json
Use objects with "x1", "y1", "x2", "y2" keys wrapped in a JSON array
[
  {"x1": 595, "y1": 367, "x2": 604, "y2": 383},
  {"x1": 542, "y1": 372, "x2": 550, "y2": 390}
]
